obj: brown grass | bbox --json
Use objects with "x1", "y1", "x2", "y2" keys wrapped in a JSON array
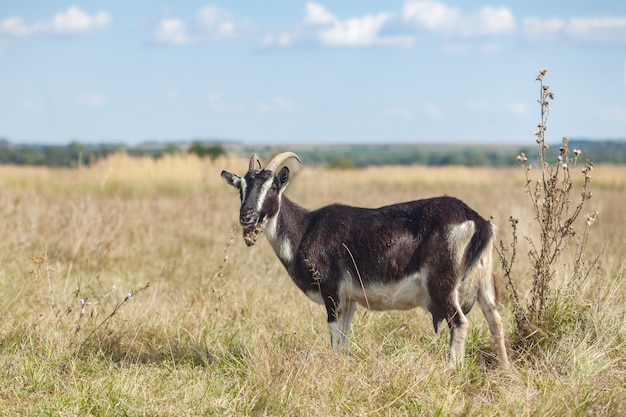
[{"x1": 0, "y1": 154, "x2": 624, "y2": 416}]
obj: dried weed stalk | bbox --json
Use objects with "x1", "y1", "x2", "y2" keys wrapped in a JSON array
[
  {"x1": 497, "y1": 68, "x2": 603, "y2": 352},
  {"x1": 28, "y1": 254, "x2": 151, "y2": 353}
]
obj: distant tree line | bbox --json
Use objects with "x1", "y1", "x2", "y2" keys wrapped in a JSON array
[
  {"x1": 302, "y1": 147, "x2": 522, "y2": 169},
  {"x1": 0, "y1": 140, "x2": 118, "y2": 167},
  {"x1": 288, "y1": 140, "x2": 626, "y2": 169},
  {"x1": 186, "y1": 142, "x2": 226, "y2": 161},
  {"x1": 1, "y1": 138, "x2": 624, "y2": 168},
  {"x1": 0, "y1": 139, "x2": 226, "y2": 167},
  {"x1": 294, "y1": 146, "x2": 529, "y2": 168}
]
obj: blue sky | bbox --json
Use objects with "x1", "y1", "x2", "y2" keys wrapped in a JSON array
[{"x1": 1, "y1": 1, "x2": 625, "y2": 145}]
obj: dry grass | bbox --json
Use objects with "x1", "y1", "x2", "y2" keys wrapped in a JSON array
[{"x1": 0, "y1": 154, "x2": 624, "y2": 416}]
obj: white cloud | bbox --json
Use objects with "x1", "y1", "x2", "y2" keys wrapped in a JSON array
[
  {"x1": 403, "y1": 0, "x2": 459, "y2": 33},
  {"x1": 303, "y1": 2, "x2": 414, "y2": 48},
  {"x1": 154, "y1": 19, "x2": 190, "y2": 45},
  {"x1": 154, "y1": 5, "x2": 248, "y2": 45},
  {"x1": 0, "y1": 17, "x2": 36, "y2": 37},
  {"x1": 262, "y1": 32, "x2": 297, "y2": 47},
  {"x1": 318, "y1": 13, "x2": 395, "y2": 47},
  {"x1": 52, "y1": 7, "x2": 110, "y2": 34},
  {"x1": 262, "y1": 2, "x2": 414, "y2": 48},
  {"x1": 403, "y1": 0, "x2": 516, "y2": 38},
  {"x1": 522, "y1": 17, "x2": 565, "y2": 43},
  {"x1": 75, "y1": 93, "x2": 107, "y2": 109},
  {"x1": 568, "y1": 17, "x2": 626, "y2": 41},
  {"x1": 523, "y1": 16, "x2": 626, "y2": 45},
  {"x1": 265, "y1": 2, "x2": 626, "y2": 50},
  {"x1": 0, "y1": 7, "x2": 110, "y2": 37},
  {"x1": 305, "y1": 2, "x2": 335, "y2": 25},
  {"x1": 196, "y1": 5, "x2": 240, "y2": 39}
]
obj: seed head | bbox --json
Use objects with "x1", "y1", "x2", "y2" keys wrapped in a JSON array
[
  {"x1": 585, "y1": 211, "x2": 598, "y2": 226},
  {"x1": 536, "y1": 68, "x2": 548, "y2": 80}
]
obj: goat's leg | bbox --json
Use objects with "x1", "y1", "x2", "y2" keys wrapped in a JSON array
[
  {"x1": 328, "y1": 321, "x2": 340, "y2": 350},
  {"x1": 338, "y1": 301, "x2": 357, "y2": 351},
  {"x1": 324, "y1": 291, "x2": 357, "y2": 352},
  {"x1": 478, "y1": 285, "x2": 509, "y2": 366},
  {"x1": 324, "y1": 293, "x2": 341, "y2": 350},
  {"x1": 447, "y1": 314, "x2": 469, "y2": 368},
  {"x1": 428, "y1": 264, "x2": 469, "y2": 367},
  {"x1": 447, "y1": 292, "x2": 470, "y2": 368}
]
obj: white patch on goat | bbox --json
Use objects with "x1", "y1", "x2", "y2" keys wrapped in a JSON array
[
  {"x1": 240, "y1": 179, "x2": 247, "y2": 203},
  {"x1": 447, "y1": 220, "x2": 475, "y2": 266},
  {"x1": 265, "y1": 211, "x2": 278, "y2": 241},
  {"x1": 255, "y1": 178, "x2": 273, "y2": 214},
  {"x1": 279, "y1": 239, "x2": 293, "y2": 263},
  {"x1": 268, "y1": 238, "x2": 294, "y2": 266},
  {"x1": 339, "y1": 269, "x2": 431, "y2": 312}
]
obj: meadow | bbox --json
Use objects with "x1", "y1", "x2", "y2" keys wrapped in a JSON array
[{"x1": 0, "y1": 152, "x2": 624, "y2": 416}]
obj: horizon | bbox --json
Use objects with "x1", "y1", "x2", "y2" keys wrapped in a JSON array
[
  {"x1": 1, "y1": 1, "x2": 625, "y2": 145},
  {"x1": 2, "y1": 137, "x2": 625, "y2": 149}
]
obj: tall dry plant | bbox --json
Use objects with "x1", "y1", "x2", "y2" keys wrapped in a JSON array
[{"x1": 497, "y1": 68, "x2": 602, "y2": 353}]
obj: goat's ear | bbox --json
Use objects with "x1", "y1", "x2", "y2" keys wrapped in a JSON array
[
  {"x1": 221, "y1": 170, "x2": 241, "y2": 189},
  {"x1": 276, "y1": 166, "x2": 290, "y2": 192}
]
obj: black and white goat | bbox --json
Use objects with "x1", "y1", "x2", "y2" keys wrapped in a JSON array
[{"x1": 221, "y1": 152, "x2": 508, "y2": 367}]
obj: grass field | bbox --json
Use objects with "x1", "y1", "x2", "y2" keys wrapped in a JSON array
[{"x1": 0, "y1": 152, "x2": 624, "y2": 416}]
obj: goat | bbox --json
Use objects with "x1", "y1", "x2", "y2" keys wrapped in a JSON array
[{"x1": 221, "y1": 152, "x2": 509, "y2": 368}]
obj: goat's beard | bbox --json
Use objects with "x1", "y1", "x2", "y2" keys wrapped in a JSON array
[{"x1": 242, "y1": 225, "x2": 264, "y2": 246}]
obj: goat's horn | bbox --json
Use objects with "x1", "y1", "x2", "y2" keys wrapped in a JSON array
[
  {"x1": 248, "y1": 153, "x2": 262, "y2": 171},
  {"x1": 264, "y1": 152, "x2": 302, "y2": 173}
]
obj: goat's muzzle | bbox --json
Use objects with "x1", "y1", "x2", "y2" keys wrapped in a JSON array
[
  {"x1": 240, "y1": 207, "x2": 256, "y2": 227},
  {"x1": 239, "y1": 208, "x2": 263, "y2": 246}
]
